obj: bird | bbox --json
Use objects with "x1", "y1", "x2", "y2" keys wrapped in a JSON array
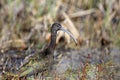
[
  {"x1": 41, "y1": 23, "x2": 77, "y2": 56},
  {"x1": 18, "y1": 23, "x2": 77, "y2": 77}
]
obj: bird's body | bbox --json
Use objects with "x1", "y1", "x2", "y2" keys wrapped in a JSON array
[{"x1": 18, "y1": 23, "x2": 77, "y2": 77}]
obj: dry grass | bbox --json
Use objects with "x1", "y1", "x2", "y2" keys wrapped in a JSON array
[
  {"x1": 0, "y1": 0, "x2": 120, "y2": 80},
  {"x1": 0, "y1": 0, "x2": 120, "y2": 49}
]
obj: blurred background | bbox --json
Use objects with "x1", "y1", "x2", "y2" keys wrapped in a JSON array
[
  {"x1": 0, "y1": 0, "x2": 120, "y2": 79},
  {"x1": 0, "y1": 0, "x2": 120, "y2": 50}
]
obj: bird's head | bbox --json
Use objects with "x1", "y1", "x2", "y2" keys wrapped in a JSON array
[
  {"x1": 51, "y1": 23, "x2": 77, "y2": 44},
  {"x1": 51, "y1": 23, "x2": 62, "y2": 31}
]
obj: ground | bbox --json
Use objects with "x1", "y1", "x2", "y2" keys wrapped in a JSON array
[{"x1": 0, "y1": 0, "x2": 120, "y2": 80}]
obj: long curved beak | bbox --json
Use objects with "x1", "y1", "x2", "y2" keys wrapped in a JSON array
[{"x1": 60, "y1": 27, "x2": 77, "y2": 44}]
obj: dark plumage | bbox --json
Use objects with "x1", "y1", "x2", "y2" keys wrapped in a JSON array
[
  {"x1": 19, "y1": 23, "x2": 77, "y2": 77},
  {"x1": 42, "y1": 23, "x2": 77, "y2": 56}
]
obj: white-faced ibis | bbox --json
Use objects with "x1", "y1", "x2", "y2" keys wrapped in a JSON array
[
  {"x1": 19, "y1": 23, "x2": 77, "y2": 77},
  {"x1": 41, "y1": 23, "x2": 77, "y2": 56}
]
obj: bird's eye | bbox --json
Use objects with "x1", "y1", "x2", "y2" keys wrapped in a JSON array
[{"x1": 57, "y1": 24, "x2": 61, "y2": 28}]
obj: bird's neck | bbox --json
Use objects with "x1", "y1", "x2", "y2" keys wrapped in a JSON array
[
  {"x1": 44, "y1": 30, "x2": 57, "y2": 55},
  {"x1": 49, "y1": 30, "x2": 57, "y2": 50}
]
